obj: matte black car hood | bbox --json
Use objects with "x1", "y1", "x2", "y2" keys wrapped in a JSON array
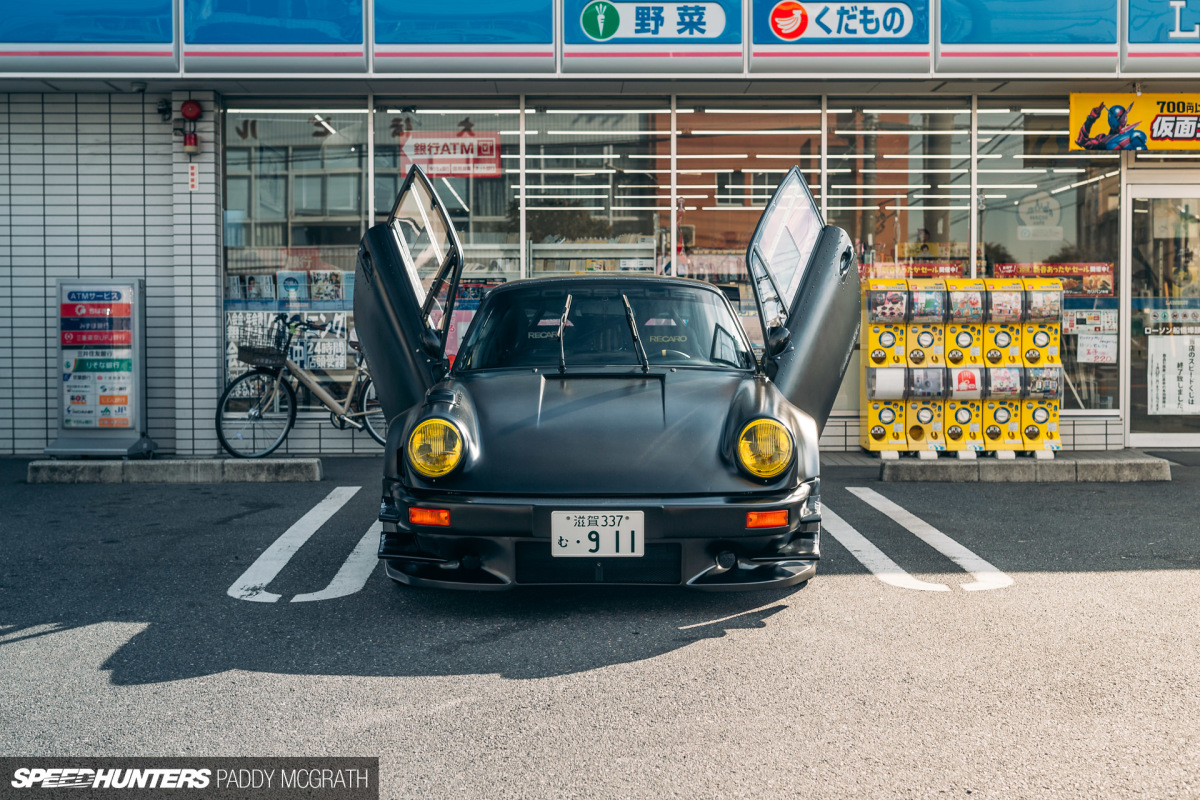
[{"x1": 397, "y1": 367, "x2": 819, "y2": 496}]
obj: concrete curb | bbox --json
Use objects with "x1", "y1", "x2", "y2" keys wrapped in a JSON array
[
  {"x1": 880, "y1": 451, "x2": 1171, "y2": 483},
  {"x1": 27, "y1": 459, "x2": 323, "y2": 484}
]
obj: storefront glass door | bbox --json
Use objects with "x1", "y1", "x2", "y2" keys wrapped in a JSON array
[{"x1": 1129, "y1": 186, "x2": 1200, "y2": 446}]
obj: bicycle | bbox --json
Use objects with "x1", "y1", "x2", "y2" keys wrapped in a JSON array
[{"x1": 216, "y1": 313, "x2": 388, "y2": 458}]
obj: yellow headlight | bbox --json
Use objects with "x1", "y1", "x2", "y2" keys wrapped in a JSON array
[
  {"x1": 407, "y1": 419, "x2": 464, "y2": 478},
  {"x1": 737, "y1": 419, "x2": 794, "y2": 479}
]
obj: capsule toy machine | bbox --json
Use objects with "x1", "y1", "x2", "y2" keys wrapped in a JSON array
[
  {"x1": 1021, "y1": 279, "x2": 1062, "y2": 368},
  {"x1": 861, "y1": 367, "x2": 909, "y2": 453},
  {"x1": 983, "y1": 278, "x2": 1025, "y2": 368},
  {"x1": 944, "y1": 367, "x2": 985, "y2": 452},
  {"x1": 1022, "y1": 367, "x2": 1062, "y2": 452},
  {"x1": 983, "y1": 367, "x2": 1025, "y2": 451},
  {"x1": 906, "y1": 368, "x2": 947, "y2": 452},
  {"x1": 944, "y1": 278, "x2": 986, "y2": 368},
  {"x1": 906, "y1": 279, "x2": 947, "y2": 367},
  {"x1": 863, "y1": 279, "x2": 909, "y2": 370}
]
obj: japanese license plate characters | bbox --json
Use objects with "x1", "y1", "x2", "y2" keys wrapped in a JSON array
[{"x1": 551, "y1": 511, "x2": 644, "y2": 557}]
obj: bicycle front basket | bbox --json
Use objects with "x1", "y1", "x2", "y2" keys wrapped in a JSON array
[{"x1": 237, "y1": 316, "x2": 289, "y2": 368}]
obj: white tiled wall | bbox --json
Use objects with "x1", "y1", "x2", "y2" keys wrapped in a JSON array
[{"x1": 0, "y1": 92, "x2": 219, "y2": 456}]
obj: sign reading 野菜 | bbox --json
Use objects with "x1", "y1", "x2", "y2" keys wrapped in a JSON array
[{"x1": 1070, "y1": 93, "x2": 1200, "y2": 151}]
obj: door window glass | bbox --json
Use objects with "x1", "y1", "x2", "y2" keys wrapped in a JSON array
[{"x1": 1130, "y1": 195, "x2": 1200, "y2": 434}]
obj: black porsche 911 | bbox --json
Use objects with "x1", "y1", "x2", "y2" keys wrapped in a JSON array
[{"x1": 353, "y1": 165, "x2": 860, "y2": 590}]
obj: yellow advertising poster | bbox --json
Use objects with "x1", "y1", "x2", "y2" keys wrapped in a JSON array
[{"x1": 1070, "y1": 93, "x2": 1200, "y2": 151}]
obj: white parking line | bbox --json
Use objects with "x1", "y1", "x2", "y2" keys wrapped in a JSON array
[
  {"x1": 291, "y1": 522, "x2": 382, "y2": 603},
  {"x1": 226, "y1": 486, "x2": 361, "y2": 603},
  {"x1": 822, "y1": 506, "x2": 951, "y2": 592},
  {"x1": 846, "y1": 487, "x2": 1014, "y2": 592}
]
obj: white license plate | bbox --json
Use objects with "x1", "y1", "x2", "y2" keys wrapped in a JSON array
[{"x1": 550, "y1": 511, "x2": 644, "y2": 557}]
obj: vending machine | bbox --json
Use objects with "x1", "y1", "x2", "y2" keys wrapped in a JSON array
[
  {"x1": 1021, "y1": 279, "x2": 1062, "y2": 367},
  {"x1": 1022, "y1": 367, "x2": 1062, "y2": 451},
  {"x1": 863, "y1": 279, "x2": 910, "y2": 368},
  {"x1": 906, "y1": 279, "x2": 947, "y2": 367},
  {"x1": 945, "y1": 367, "x2": 985, "y2": 453},
  {"x1": 984, "y1": 278, "x2": 1026, "y2": 368},
  {"x1": 983, "y1": 367, "x2": 1025, "y2": 451},
  {"x1": 944, "y1": 278, "x2": 986, "y2": 368},
  {"x1": 906, "y1": 368, "x2": 947, "y2": 452},
  {"x1": 861, "y1": 367, "x2": 909, "y2": 452}
]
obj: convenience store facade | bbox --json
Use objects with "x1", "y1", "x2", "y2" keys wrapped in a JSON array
[{"x1": 2, "y1": 0, "x2": 1200, "y2": 456}]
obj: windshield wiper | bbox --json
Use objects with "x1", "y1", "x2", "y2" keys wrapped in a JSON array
[
  {"x1": 621, "y1": 294, "x2": 650, "y2": 373},
  {"x1": 557, "y1": 293, "x2": 573, "y2": 374}
]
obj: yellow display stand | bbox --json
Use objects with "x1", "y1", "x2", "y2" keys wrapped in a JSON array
[
  {"x1": 863, "y1": 279, "x2": 909, "y2": 369},
  {"x1": 945, "y1": 278, "x2": 986, "y2": 368},
  {"x1": 1022, "y1": 367, "x2": 1063, "y2": 451},
  {"x1": 945, "y1": 367, "x2": 985, "y2": 452},
  {"x1": 1021, "y1": 278, "x2": 1062, "y2": 367},
  {"x1": 984, "y1": 278, "x2": 1025, "y2": 368},
  {"x1": 983, "y1": 367, "x2": 1025, "y2": 451},
  {"x1": 906, "y1": 368, "x2": 947, "y2": 451},
  {"x1": 862, "y1": 367, "x2": 908, "y2": 452},
  {"x1": 906, "y1": 279, "x2": 946, "y2": 367}
]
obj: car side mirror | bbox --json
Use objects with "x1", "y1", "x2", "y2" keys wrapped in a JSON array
[
  {"x1": 767, "y1": 326, "x2": 791, "y2": 357},
  {"x1": 420, "y1": 329, "x2": 443, "y2": 358}
]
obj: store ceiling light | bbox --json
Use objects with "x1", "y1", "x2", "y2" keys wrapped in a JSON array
[
  {"x1": 832, "y1": 183, "x2": 931, "y2": 189},
  {"x1": 978, "y1": 130, "x2": 1070, "y2": 135},
  {"x1": 439, "y1": 178, "x2": 467, "y2": 209},
  {"x1": 1018, "y1": 108, "x2": 1069, "y2": 114},
  {"x1": 978, "y1": 184, "x2": 1039, "y2": 189},
  {"x1": 686, "y1": 108, "x2": 819, "y2": 114},
  {"x1": 227, "y1": 108, "x2": 368, "y2": 114},
  {"x1": 863, "y1": 168, "x2": 968, "y2": 174},
  {"x1": 686, "y1": 130, "x2": 821, "y2": 135},
  {"x1": 311, "y1": 114, "x2": 337, "y2": 136},
  {"x1": 886, "y1": 205, "x2": 969, "y2": 210},
  {"x1": 543, "y1": 109, "x2": 672, "y2": 114},
  {"x1": 862, "y1": 108, "x2": 968, "y2": 114},
  {"x1": 383, "y1": 108, "x2": 516, "y2": 115}
]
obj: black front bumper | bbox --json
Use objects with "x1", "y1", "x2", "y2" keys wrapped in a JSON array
[{"x1": 377, "y1": 479, "x2": 820, "y2": 591}]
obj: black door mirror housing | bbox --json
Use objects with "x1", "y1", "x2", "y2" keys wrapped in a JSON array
[
  {"x1": 767, "y1": 326, "x2": 791, "y2": 357},
  {"x1": 420, "y1": 329, "x2": 443, "y2": 358}
]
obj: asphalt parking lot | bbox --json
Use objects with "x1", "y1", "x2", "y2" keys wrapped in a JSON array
[{"x1": 1, "y1": 456, "x2": 1198, "y2": 799}]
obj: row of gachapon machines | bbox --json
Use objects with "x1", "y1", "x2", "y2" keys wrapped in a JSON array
[
  {"x1": 863, "y1": 277, "x2": 1062, "y2": 369},
  {"x1": 861, "y1": 366, "x2": 1063, "y2": 453}
]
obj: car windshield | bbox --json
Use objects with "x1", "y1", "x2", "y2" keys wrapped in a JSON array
[{"x1": 455, "y1": 282, "x2": 755, "y2": 372}]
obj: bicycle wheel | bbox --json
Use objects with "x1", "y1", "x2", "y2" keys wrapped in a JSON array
[
  {"x1": 359, "y1": 378, "x2": 389, "y2": 446},
  {"x1": 216, "y1": 370, "x2": 296, "y2": 457}
]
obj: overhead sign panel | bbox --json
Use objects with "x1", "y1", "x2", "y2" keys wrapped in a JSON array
[
  {"x1": 0, "y1": 0, "x2": 176, "y2": 72},
  {"x1": 750, "y1": 0, "x2": 930, "y2": 74},
  {"x1": 1070, "y1": 92, "x2": 1200, "y2": 151},
  {"x1": 937, "y1": 0, "x2": 1118, "y2": 73},
  {"x1": 563, "y1": 0, "x2": 743, "y2": 73},
  {"x1": 374, "y1": 0, "x2": 554, "y2": 73},
  {"x1": 183, "y1": 0, "x2": 366, "y2": 73},
  {"x1": 1126, "y1": 0, "x2": 1200, "y2": 73}
]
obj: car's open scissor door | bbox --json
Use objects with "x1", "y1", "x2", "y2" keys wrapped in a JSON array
[
  {"x1": 354, "y1": 165, "x2": 464, "y2": 422},
  {"x1": 745, "y1": 166, "x2": 860, "y2": 432}
]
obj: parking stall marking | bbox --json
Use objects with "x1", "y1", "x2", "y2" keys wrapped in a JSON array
[
  {"x1": 226, "y1": 486, "x2": 362, "y2": 603},
  {"x1": 291, "y1": 521, "x2": 382, "y2": 603},
  {"x1": 846, "y1": 487, "x2": 1014, "y2": 592},
  {"x1": 822, "y1": 506, "x2": 951, "y2": 592}
]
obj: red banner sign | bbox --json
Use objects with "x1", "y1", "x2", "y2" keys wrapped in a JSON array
[
  {"x1": 61, "y1": 331, "x2": 132, "y2": 346},
  {"x1": 399, "y1": 132, "x2": 501, "y2": 178},
  {"x1": 61, "y1": 302, "x2": 132, "y2": 318},
  {"x1": 994, "y1": 263, "x2": 1115, "y2": 297},
  {"x1": 860, "y1": 262, "x2": 966, "y2": 280}
]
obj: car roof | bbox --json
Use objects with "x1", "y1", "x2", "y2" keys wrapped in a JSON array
[{"x1": 479, "y1": 273, "x2": 727, "y2": 297}]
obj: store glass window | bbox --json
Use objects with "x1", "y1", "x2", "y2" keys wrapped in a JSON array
[
  {"x1": 827, "y1": 100, "x2": 972, "y2": 412},
  {"x1": 522, "y1": 102, "x2": 671, "y2": 283},
  {"x1": 674, "y1": 100, "x2": 822, "y2": 349},
  {"x1": 977, "y1": 102, "x2": 1120, "y2": 411},
  {"x1": 223, "y1": 103, "x2": 369, "y2": 409},
  {"x1": 373, "y1": 102, "x2": 521, "y2": 357}
]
